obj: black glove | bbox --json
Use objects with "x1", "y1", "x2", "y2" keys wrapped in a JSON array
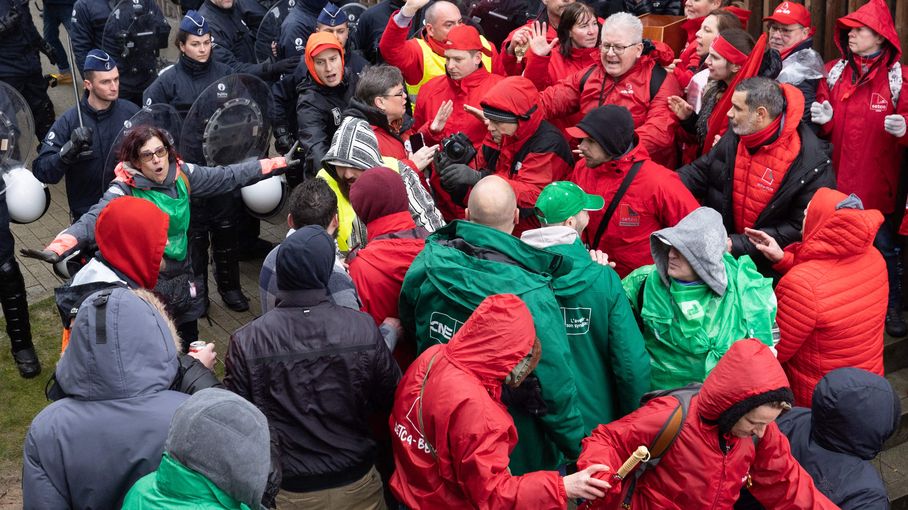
[
  {"x1": 283, "y1": 141, "x2": 302, "y2": 169},
  {"x1": 500, "y1": 374, "x2": 549, "y2": 417},
  {"x1": 438, "y1": 163, "x2": 486, "y2": 193},
  {"x1": 266, "y1": 56, "x2": 301, "y2": 77},
  {"x1": 38, "y1": 38, "x2": 57, "y2": 66},
  {"x1": 59, "y1": 126, "x2": 94, "y2": 165},
  {"x1": 0, "y1": 8, "x2": 21, "y2": 36},
  {"x1": 19, "y1": 248, "x2": 61, "y2": 264},
  {"x1": 273, "y1": 126, "x2": 293, "y2": 154}
]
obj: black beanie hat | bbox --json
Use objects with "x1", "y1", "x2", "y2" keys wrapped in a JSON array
[{"x1": 566, "y1": 105, "x2": 636, "y2": 157}]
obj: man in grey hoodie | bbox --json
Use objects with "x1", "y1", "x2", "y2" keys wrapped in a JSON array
[{"x1": 521, "y1": 181, "x2": 651, "y2": 433}]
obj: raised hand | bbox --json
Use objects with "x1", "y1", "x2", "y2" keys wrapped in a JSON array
[
  {"x1": 528, "y1": 21, "x2": 557, "y2": 57},
  {"x1": 667, "y1": 95, "x2": 694, "y2": 121}
]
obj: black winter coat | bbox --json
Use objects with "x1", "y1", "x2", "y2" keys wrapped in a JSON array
[
  {"x1": 143, "y1": 54, "x2": 234, "y2": 117},
  {"x1": 295, "y1": 71, "x2": 360, "y2": 176},
  {"x1": 200, "y1": 0, "x2": 270, "y2": 78},
  {"x1": 0, "y1": 0, "x2": 41, "y2": 76},
  {"x1": 224, "y1": 289, "x2": 400, "y2": 492},
  {"x1": 677, "y1": 121, "x2": 835, "y2": 273}
]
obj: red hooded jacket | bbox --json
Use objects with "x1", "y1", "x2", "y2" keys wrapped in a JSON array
[
  {"x1": 579, "y1": 339, "x2": 838, "y2": 510},
  {"x1": 540, "y1": 47, "x2": 682, "y2": 168},
  {"x1": 389, "y1": 294, "x2": 567, "y2": 509},
  {"x1": 571, "y1": 143, "x2": 698, "y2": 278},
  {"x1": 414, "y1": 68, "x2": 504, "y2": 221},
  {"x1": 816, "y1": 0, "x2": 908, "y2": 214},
  {"x1": 475, "y1": 76, "x2": 574, "y2": 235},
  {"x1": 95, "y1": 196, "x2": 169, "y2": 289},
  {"x1": 772, "y1": 188, "x2": 887, "y2": 406}
]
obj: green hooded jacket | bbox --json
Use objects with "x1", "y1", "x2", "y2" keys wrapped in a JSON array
[
  {"x1": 622, "y1": 253, "x2": 778, "y2": 390},
  {"x1": 522, "y1": 229, "x2": 652, "y2": 433},
  {"x1": 122, "y1": 453, "x2": 251, "y2": 510},
  {"x1": 400, "y1": 220, "x2": 586, "y2": 474}
]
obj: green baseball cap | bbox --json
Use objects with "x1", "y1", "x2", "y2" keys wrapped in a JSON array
[{"x1": 534, "y1": 181, "x2": 604, "y2": 224}]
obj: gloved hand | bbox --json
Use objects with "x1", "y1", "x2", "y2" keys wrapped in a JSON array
[
  {"x1": 438, "y1": 163, "x2": 486, "y2": 193},
  {"x1": 59, "y1": 126, "x2": 94, "y2": 165},
  {"x1": 266, "y1": 56, "x2": 301, "y2": 77},
  {"x1": 19, "y1": 248, "x2": 61, "y2": 264},
  {"x1": 884, "y1": 114, "x2": 907, "y2": 137},
  {"x1": 283, "y1": 141, "x2": 302, "y2": 169},
  {"x1": 0, "y1": 8, "x2": 21, "y2": 35},
  {"x1": 810, "y1": 100, "x2": 833, "y2": 125},
  {"x1": 273, "y1": 126, "x2": 294, "y2": 154},
  {"x1": 500, "y1": 374, "x2": 548, "y2": 416},
  {"x1": 38, "y1": 38, "x2": 58, "y2": 66}
]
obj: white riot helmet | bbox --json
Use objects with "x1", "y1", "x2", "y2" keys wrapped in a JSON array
[
  {"x1": 2, "y1": 166, "x2": 50, "y2": 224},
  {"x1": 241, "y1": 174, "x2": 290, "y2": 225}
]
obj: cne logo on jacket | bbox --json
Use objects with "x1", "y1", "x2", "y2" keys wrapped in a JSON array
[
  {"x1": 429, "y1": 312, "x2": 464, "y2": 344},
  {"x1": 870, "y1": 92, "x2": 889, "y2": 113}
]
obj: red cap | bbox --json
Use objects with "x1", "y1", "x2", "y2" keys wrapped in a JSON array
[
  {"x1": 565, "y1": 126, "x2": 591, "y2": 140},
  {"x1": 445, "y1": 24, "x2": 483, "y2": 51},
  {"x1": 763, "y1": 1, "x2": 811, "y2": 27}
]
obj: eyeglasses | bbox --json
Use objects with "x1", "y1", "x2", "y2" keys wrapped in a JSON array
[
  {"x1": 380, "y1": 90, "x2": 407, "y2": 98},
  {"x1": 767, "y1": 23, "x2": 803, "y2": 36},
  {"x1": 139, "y1": 146, "x2": 167, "y2": 162},
  {"x1": 600, "y1": 42, "x2": 640, "y2": 55}
]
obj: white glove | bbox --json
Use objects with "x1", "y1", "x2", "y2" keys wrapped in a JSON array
[
  {"x1": 810, "y1": 101, "x2": 833, "y2": 125},
  {"x1": 884, "y1": 114, "x2": 907, "y2": 137}
]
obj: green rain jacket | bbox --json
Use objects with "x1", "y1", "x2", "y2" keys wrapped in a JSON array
[
  {"x1": 622, "y1": 253, "x2": 777, "y2": 390},
  {"x1": 522, "y1": 228, "x2": 651, "y2": 434},
  {"x1": 400, "y1": 220, "x2": 586, "y2": 474},
  {"x1": 122, "y1": 453, "x2": 251, "y2": 510}
]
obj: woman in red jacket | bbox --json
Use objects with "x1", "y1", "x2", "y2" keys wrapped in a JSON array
[
  {"x1": 672, "y1": 0, "x2": 751, "y2": 89},
  {"x1": 523, "y1": 3, "x2": 600, "y2": 139},
  {"x1": 745, "y1": 187, "x2": 887, "y2": 407}
]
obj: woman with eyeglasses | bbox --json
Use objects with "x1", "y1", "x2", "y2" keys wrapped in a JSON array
[
  {"x1": 522, "y1": 4, "x2": 600, "y2": 140},
  {"x1": 23, "y1": 125, "x2": 298, "y2": 351}
]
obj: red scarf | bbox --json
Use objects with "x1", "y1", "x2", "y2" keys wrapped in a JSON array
[
  {"x1": 739, "y1": 113, "x2": 783, "y2": 150},
  {"x1": 703, "y1": 34, "x2": 768, "y2": 155}
]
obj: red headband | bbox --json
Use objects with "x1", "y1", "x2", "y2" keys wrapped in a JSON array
[{"x1": 712, "y1": 35, "x2": 748, "y2": 66}]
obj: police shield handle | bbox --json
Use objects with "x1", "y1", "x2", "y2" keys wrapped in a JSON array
[
  {"x1": 563, "y1": 464, "x2": 612, "y2": 501},
  {"x1": 614, "y1": 446, "x2": 651, "y2": 480},
  {"x1": 401, "y1": 0, "x2": 432, "y2": 19}
]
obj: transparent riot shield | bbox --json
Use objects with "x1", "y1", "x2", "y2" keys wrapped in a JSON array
[
  {"x1": 180, "y1": 74, "x2": 273, "y2": 166},
  {"x1": 255, "y1": 0, "x2": 293, "y2": 63}
]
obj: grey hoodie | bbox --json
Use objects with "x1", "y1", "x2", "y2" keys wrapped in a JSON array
[
  {"x1": 651, "y1": 207, "x2": 728, "y2": 296},
  {"x1": 23, "y1": 288, "x2": 189, "y2": 510}
]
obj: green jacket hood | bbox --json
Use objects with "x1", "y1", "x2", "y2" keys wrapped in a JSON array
[{"x1": 122, "y1": 453, "x2": 250, "y2": 509}]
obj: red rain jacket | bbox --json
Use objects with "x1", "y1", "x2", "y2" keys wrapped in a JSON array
[
  {"x1": 579, "y1": 339, "x2": 839, "y2": 510},
  {"x1": 773, "y1": 187, "x2": 887, "y2": 406},
  {"x1": 389, "y1": 294, "x2": 567, "y2": 509},
  {"x1": 816, "y1": 0, "x2": 908, "y2": 214}
]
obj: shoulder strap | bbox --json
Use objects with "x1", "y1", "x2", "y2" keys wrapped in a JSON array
[
  {"x1": 417, "y1": 353, "x2": 440, "y2": 459},
  {"x1": 579, "y1": 63, "x2": 597, "y2": 91},
  {"x1": 650, "y1": 64, "x2": 667, "y2": 102},
  {"x1": 591, "y1": 160, "x2": 644, "y2": 249},
  {"x1": 622, "y1": 390, "x2": 693, "y2": 507},
  {"x1": 633, "y1": 274, "x2": 648, "y2": 331},
  {"x1": 177, "y1": 168, "x2": 191, "y2": 195}
]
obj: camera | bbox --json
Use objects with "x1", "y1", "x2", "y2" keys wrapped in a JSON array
[{"x1": 440, "y1": 132, "x2": 476, "y2": 165}]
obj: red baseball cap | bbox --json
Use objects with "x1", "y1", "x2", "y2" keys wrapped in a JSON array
[
  {"x1": 445, "y1": 24, "x2": 483, "y2": 51},
  {"x1": 763, "y1": 1, "x2": 811, "y2": 27}
]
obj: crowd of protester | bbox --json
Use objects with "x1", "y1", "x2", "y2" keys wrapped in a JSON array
[{"x1": 0, "y1": 0, "x2": 906, "y2": 507}]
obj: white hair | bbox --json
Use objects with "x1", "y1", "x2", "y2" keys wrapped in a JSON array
[{"x1": 602, "y1": 12, "x2": 643, "y2": 43}]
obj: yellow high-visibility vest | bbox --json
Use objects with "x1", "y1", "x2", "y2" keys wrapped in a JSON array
[{"x1": 406, "y1": 37, "x2": 494, "y2": 100}]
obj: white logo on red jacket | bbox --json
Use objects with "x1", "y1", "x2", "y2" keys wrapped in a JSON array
[
  {"x1": 757, "y1": 168, "x2": 776, "y2": 192},
  {"x1": 871, "y1": 92, "x2": 889, "y2": 112},
  {"x1": 620, "y1": 83, "x2": 634, "y2": 96}
]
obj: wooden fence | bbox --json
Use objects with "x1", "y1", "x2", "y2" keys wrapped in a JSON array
[{"x1": 746, "y1": 0, "x2": 908, "y2": 63}]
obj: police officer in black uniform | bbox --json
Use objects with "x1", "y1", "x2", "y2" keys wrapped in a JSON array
[
  {"x1": 144, "y1": 11, "x2": 249, "y2": 312},
  {"x1": 0, "y1": 0, "x2": 56, "y2": 142},
  {"x1": 33, "y1": 50, "x2": 139, "y2": 221}
]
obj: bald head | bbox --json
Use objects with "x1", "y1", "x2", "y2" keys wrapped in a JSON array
[
  {"x1": 466, "y1": 176, "x2": 518, "y2": 234},
  {"x1": 425, "y1": 1, "x2": 463, "y2": 42}
]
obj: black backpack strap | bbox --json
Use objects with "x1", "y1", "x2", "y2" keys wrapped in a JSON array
[
  {"x1": 591, "y1": 160, "x2": 644, "y2": 249},
  {"x1": 579, "y1": 63, "x2": 597, "y2": 91},
  {"x1": 649, "y1": 64, "x2": 667, "y2": 102}
]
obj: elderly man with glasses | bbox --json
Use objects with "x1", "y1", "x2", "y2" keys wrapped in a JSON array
[
  {"x1": 763, "y1": 1, "x2": 824, "y2": 130},
  {"x1": 539, "y1": 12, "x2": 681, "y2": 167}
]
